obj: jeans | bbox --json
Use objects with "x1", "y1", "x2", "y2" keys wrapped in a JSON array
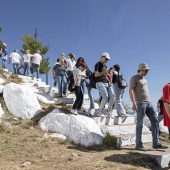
[
  {"x1": 96, "y1": 82, "x2": 114, "y2": 112},
  {"x1": 30, "y1": 63, "x2": 40, "y2": 78},
  {"x1": 23, "y1": 62, "x2": 30, "y2": 76},
  {"x1": 2, "y1": 59, "x2": 6, "y2": 68},
  {"x1": 56, "y1": 75, "x2": 67, "y2": 97},
  {"x1": 72, "y1": 86, "x2": 83, "y2": 109},
  {"x1": 12, "y1": 62, "x2": 19, "y2": 74},
  {"x1": 85, "y1": 79, "x2": 95, "y2": 109},
  {"x1": 81, "y1": 79, "x2": 86, "y2": 106},
  {"x1": 113, "y1": 82, "x2": 126, "y2": 116},
  {"x1": 136, "y1": 102, "x2": 160, "y2": 147},
  {"x1": 67, "y1": 70, "x2": 73, "y2": 85}
]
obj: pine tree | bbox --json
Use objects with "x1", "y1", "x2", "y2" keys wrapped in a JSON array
[{"x1": 21, "y1": 34, "x2": 51, "y2": 74}]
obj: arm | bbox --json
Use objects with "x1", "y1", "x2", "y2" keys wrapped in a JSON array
[
  {"x1": 164, "y1": 102, "x2": 170, "y2": 118},
  {"x1": 129, "y1": 85, "x2": 137, "y2": 112},
  {"x1": 73, "y1": 72, "x2": 79, "y2": 88},
  {"x1": 52, "y1": 69, "x2": 55, "y2": 79},
  {"x1": 157, "y1": 102, "x2": 160, "y2": 111}
]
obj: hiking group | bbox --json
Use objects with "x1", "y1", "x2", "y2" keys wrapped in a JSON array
[{"x1": 1, "y1": 43, "x2": 170, "y2": 151}]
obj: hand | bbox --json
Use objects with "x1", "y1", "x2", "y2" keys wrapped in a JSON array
[
  {"x1": 132, "y1": 103, "x2": 137, "y2": 112},
  {"x1": 81, "y1": 75, "x2": 86, "y2": 78},
  {"x1": 105, "y1": 69, "x2": 110, "y2": 74},
  {"x1": 108, "y1": 82, "x2": 112, "y2": 87},
  {"x1": 72, "y1": 85, "x2": 75, "y2": 89}
]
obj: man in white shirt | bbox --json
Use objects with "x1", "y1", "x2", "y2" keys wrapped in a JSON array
[
  {"x1": 30, "y1": 50, "x2": 42, "y2": 79},
  {"x1": 8, "y1": 49, "x2": 21, "y2": 74}
]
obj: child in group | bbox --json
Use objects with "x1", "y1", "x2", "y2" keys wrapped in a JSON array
[{"x1": 71, "y1": 62, "x2": 87, "y2": 115}]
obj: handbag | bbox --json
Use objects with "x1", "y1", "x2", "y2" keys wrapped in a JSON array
[{"x1": 117, "y1": 73, "x2": 128, "y2": 89}]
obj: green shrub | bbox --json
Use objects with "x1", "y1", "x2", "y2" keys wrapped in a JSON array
[{"x1": 103, "y1": 132, "x2": 120, "y2": 149}]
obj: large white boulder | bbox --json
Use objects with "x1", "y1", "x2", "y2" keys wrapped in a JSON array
[
  {"x1": 3, "y1": 83, "x2": 41, "y2": 119},
  {"x1": 35, "y1": 92, "x2": 55, "y2": 104},
  {"x1": 0, "y1": 78, "x2": 5, "y2": 85},
  {"x1": 0, "y1": 85, "x2": 4, "y2": 94},
  {"x1": 0, "y1": 104, "x2": 4, "y2": 117},
  {"x1": 39, "y1": 109, "x2": 103, "y2": 146}
]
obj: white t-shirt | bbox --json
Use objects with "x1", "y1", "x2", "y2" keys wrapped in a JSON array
[
  {"x1": 33, "y1": 53, "x2": 42, "y2": 65},
  {"x1": 74, "y1": 69, "x2": 81, "y2": 86},
  {"x1": 23, "y1": 54, "x2": 32, "y2": 63},
  {"x1": 9, "y1": 52, "x2": 21, "y2": 63},
  {"x1": 67, "y1": 58, "x2": 76, "y2": 70}
]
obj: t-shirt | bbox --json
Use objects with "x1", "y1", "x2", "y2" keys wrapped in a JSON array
[
  {"x1": 23, "y1": 54, "x2": 32, "y2": 62},
  {"x1": 67, "y1": 58, "x2": 76, "y2": 70},
  {"x1": 9, "y1": 52, "x2": 21, "y2": 63},
  {"x1": 111, "y1": 71, "x2": 122, "y2": 84},
  {"x1": 129, "y1": 74, "x2": 150, "y2": 104},
  {"x1": 163, "y1": 83, "x2": 170, "y2": 127},
  {"x1": 53, "y1": 64, "x2": 66, "y2": 76},
  {"x1": 74, "y1": 68, "x2": 81, "y2": 86},
  {"x1": 157, "y1": 99, "x2": 163, "y2": 115},
  {"x1": 33, "y1": 53, "x2": 42, "y2": 65},
  {"x1": 95, "y1": 61, "x2": 108, "y2": 83}
]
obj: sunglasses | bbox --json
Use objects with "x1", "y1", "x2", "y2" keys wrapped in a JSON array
[{"x1": 143, "y1": 70, "x2": 148, "y2": 73}]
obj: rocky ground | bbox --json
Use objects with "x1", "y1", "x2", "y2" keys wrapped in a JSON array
[{"x1": 1, "y1": 109, "x2": 170, "y2": 170}]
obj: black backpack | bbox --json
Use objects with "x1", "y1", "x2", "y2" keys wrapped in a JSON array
[
  {"x1": 89, "y1": 72, "x2": 96, "y2": 89},
  {"x1": 68, "y1": 73, "x2": 75, "y2": 92},
  {"x1": 117, "y1": 73, "x2": 128, "y2": 89}
]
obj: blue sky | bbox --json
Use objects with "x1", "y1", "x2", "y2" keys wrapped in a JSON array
[{"x1": 1, "y1": 0, "x2": 170, "y2": 109}]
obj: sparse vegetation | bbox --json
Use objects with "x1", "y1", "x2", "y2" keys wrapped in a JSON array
[{"x1": 103, "y1": 132, "x2": 120, "y2": 149}]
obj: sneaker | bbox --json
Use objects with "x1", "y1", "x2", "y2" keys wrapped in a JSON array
[
  {"x1": 71, "y1": 109, "x2": 78, "y2": 115},
  {"x1": 153, "y1": 144, "x2": 168, "y2": 149},
  {"x1": 89, "y1": 109, "x2": 95, "y2": 116},
  {"x1": 135, "y1": 146, "x2": 147, "y2": 151},
  {"x1": 121, "y1": 115, "x2": 127, "y2": 123},
  {"x1": 29, "y1": 74, "x2": 33, "y2": 77},
  {"x1": 96, "y1": 111, "x2": 105, "y2": 118}
]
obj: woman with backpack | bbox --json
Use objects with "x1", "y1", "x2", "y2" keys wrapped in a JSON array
[{"x1": 110, "y1": 64, "x2": 127, "y2": 122}]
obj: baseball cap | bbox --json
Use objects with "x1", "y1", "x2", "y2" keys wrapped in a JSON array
[
  {"x1": 102, "y1": 52, "x2": 110, "y2": 60},
  {"x1": 138, "y1": 63, "x2": 150, "y2": 71}
]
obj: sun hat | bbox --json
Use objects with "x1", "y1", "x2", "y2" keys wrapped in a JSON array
[
  {"x1": 3, "y1": 43, "x2": 6, "y2": 47},
  {"x1": 102, "y1": 52, "x2": 110, "y2": 60},
  {"x1": 138, "y1": 63, "x2": 150, "y2": 71}
]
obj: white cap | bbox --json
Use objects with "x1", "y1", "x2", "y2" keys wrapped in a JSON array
[
  {"x1": 3, "y1": 43, "x2": 6, "y2": 47},
  {"x1": 102, "y1": 52, "x2": 110, "y2": 60}
]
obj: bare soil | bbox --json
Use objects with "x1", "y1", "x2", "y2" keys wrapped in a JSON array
[{"x1": 0, "y1": 113, "x2": 170, "y2": 170}]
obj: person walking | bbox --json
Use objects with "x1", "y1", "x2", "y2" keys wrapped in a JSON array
[
  {"x1": 162, "y1": 84, "x2": 170, "y2": 139},
  {"x1": 0, "y1": 43, "x2": 8, "y2": 68},
  {"x1": 8, "y1": 49, "x2": 21, "y2": 74},
  {"x1": 157, "y1": 95, "x2": 164, "y2": 122},
  {"x1": 129, "y1": 63, "x2": 167, "y2": 150},
  {"x1": 30, "y1": 50, "x2": 42, "y2": 80},
  {"x1": 110, "y1": 64, "x2": 127, "y2": 122},
  {"x1": 22, "y1": 49, "x2": 33, "y2": 76},
  {"x1": 94, "y1": 52, "x2": 114, "y2": 118},
  {"x1": 71, "y1": 62, "x2": 87, "y2": 115}
]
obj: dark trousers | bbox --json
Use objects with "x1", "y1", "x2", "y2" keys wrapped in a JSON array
[{"x1": 72, "y1": 86, "x2": 83, "y2": 110}]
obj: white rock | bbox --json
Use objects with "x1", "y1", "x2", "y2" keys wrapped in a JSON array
[
  {"x1": 35, "y1": 92, "x2": 55, "y2": 104},
  {"x1": 159, "y1": 120, "x2": 169, "y2": 133},
  {"x1": 0, "y1": 104, "x2": 4, "y2": 117},
  {"x1": 0, "y1": 78, "x2": 5, "y2": 84},
  {"x1": 20, "y1": 161, "x2": 32, "y2": 167},
  {"x1": 0, "y1": 85, "x2": 4, "y2": 94},
  {"x1": 39, "y1": 109, "x2": 103, "y2": 146},
  {"x1": 49, "y1": 133, "x2": 67, "y2": 140},
  {"x1": 94, "y1": 102, "x2": 99, "y2": 109},
  {"x1": 3, "y1": 83, "x2": 41, "y2": 119}
]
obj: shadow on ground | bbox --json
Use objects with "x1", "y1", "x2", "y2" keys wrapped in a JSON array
[{"x1": 104, "y1": 152, "x2": 166, "y2": 170}]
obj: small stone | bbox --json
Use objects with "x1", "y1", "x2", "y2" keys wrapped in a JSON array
[
  {"x1": 20, "y1": 161, "x2": 32, "y2": 167},
  {"x1": 72, "y1": 153, "x2": 79, "y2": 157},
  {"x1": 29, "y1": 126, "x2": 34, "y2": 130}
]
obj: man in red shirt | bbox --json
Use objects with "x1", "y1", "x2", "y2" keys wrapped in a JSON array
[{"x1": 163, "y1": 83, "x2": 170, "y2": 139}]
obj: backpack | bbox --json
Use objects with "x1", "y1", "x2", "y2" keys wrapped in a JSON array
[
  {"x1": 68, "y1": 73, "x2": 75, "y2": 92},
  {"x1": 117, "y1": 74, "x2": 128, "y2": 89}
]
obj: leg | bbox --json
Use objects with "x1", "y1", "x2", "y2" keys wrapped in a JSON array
[
  {"x1": 81, "y1": 79, "x2": 86, "y2": 107},
  {"x1": 113, "y1": 83, "x2": 126, "y2": 116},
  {"x1": 145, "y1": 102, "x2": 160, "y2": 146},
  {"x1": 62, "y1": 75, "x2": 67, "y2": 94},
  {"x1": 85, "y1": 79, "x2": 95, "y2": 109},
  {"x1": 136, "y1": 103, "x2": 146, "y2": 148},
  {"x1": 56, "y1": 76, "x2": 62, "y2": 97},
  {"x1": 107, "y1": 85, "x2": 114, "y2": 111},
  {"x1": 23, "y1": 62, "x2": 27, "y2": 75},
  {"x1": 73, "y1": 86, "x2": 83, "y2": 109},
  {"x1": 96, "y1": 82, "x2": 108, "y2": 113}
]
